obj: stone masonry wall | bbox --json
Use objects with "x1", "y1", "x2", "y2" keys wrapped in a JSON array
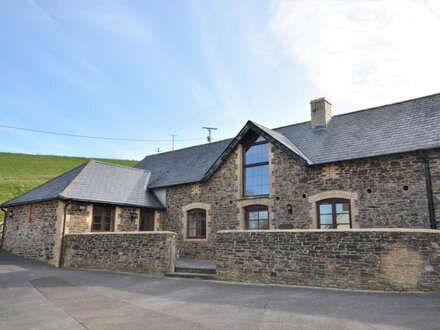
[
  {"x1": 164, "y1": 149, "x2": 239, "y2": 259},
  {"x1": 429, "y1": 150, "x2": 440, "y2": 228},
  {"x1": 66, "y1": 202, "x2": 90, "y2": 233},
  {"x1": 116, "y1": 207, "x2": 139, "y2": 231},
  {"x1": 3, "y1": 200, "x2": 62, "y2": 266},
  {"x1": 272, "y1": 148, "x2": 434, "y2": 229},
  {"x1": 164, "y1": 144, "x2": 438, "y2": 259},
  {"x1": 65, "y1": 203, "x2": 143, "y2": 233},
  {"x1": 63, "y1": 232, "x2": 176, "y2": 274},
  {"x1": 216, "y1": 229, "x2": 440, "y2": 291}
]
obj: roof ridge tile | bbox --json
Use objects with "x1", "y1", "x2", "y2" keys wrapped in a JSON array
[{"x1": 60, "y1": 160, "x2": 94, "y2": 198}]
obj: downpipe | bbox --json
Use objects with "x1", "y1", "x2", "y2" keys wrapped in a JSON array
[
  {"x1": 58, "y1": 200, "x2": 71, "y2": 268},
  {"x1": 423, "y1": 156, "x2": 437, "y2": 229},
  {"x1": 0, "y1": 207, "x2": 6, "y2": 249}
]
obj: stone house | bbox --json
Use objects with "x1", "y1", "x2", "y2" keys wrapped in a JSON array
[{"x1": 1, "y1": 93, "x2": 440, "y2": 264}]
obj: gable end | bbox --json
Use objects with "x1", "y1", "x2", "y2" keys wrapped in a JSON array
[{"x1": 201, "y1": 121, "x2": 310, "y2": 183}]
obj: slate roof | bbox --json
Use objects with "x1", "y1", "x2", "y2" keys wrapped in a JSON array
[
  {"x1": 276, "y1": 93, "x2": 440, "y2": 164},
  {"x1": 1, "y1": 160, "x2": 164, "y2": 208},
  {"x1": 0, "y1": 163, "x2": 88, "y2": 207},
  {"x1": 137, "y1": 93, "x2": 440, "y2": 188},
  {"x1": 250, "y1": 121, "x2": 313, "y2": 164},
  {"x1": 4, "y1": 93, "x2": 440, "y2": 207},
  {"x1": 135, "y1": 139, "x2": 232, "y2": 188}
]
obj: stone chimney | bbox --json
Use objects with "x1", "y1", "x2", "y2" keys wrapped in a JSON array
[{"x1": 310, "y1": 97, "x2": 332, "y2": 128}]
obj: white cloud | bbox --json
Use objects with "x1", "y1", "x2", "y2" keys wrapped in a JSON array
[{"x1": 270, "y1": 0, "x2": 440, "y2": 112}]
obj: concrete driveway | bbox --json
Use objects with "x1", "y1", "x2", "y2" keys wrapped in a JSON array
[{"x1": 0, "y1": 251, "x2": 439, "y2": 330}]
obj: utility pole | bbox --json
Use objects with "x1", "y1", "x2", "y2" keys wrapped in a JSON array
[
  {"x1": 202, "y1": 127, "x2": 217, "y2": 143},
  {"x1": 155, "y1": 148, "x2": 161, "y2": 154},
  {"x1": 170, "y1": 134, "x2": 177, "y2": 151}
]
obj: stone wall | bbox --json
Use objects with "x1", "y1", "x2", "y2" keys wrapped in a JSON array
[
  {"x1": 2, "y1": 200, "x2": 63, "y2": 266},
  {"x1": 65, "y1": 203, "x2": 146, "y2": 233},
  {"x1": 429, "y1": 151, "x2": 440, "y2": 228},
  {"x1": 63, "y1": 232, "x2": 176, "y2": 274},
  {"x1": 164, "y1": 149, "x2": 239, "y2": 259},
  {"x1": 115, "y1": 207, "x2": 139, "y2": 232},
  {"x1": 216, "y1": 229, "x2": 440, "y2": 291},
  {"x1": 164, "y1": 143, "x2": 439, "y2": 259},
  {"x1": 271, "y1": 148, "x2": 434, "y2": 229},
  {"x1": 66, "y1": 202, "x2": 91, "y2": 233}
]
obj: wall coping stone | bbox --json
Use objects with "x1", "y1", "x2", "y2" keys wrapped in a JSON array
[
  {"x1": 64, "y1": 231, "x2": 176, "y2": 236},
  {"x1": 218, "y1": 228, "x2": 439, "y2": 234}
]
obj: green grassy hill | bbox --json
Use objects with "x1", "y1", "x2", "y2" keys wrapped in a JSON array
[{"x1": 0, "y1": 152, "x2": 138, "y2": 230}]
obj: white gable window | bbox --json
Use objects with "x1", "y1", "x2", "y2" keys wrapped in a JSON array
[{"x1": 243, "y1": 137, "x2": 269, "y2": 196}]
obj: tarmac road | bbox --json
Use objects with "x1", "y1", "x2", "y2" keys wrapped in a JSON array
[{"x1": 0, "y1": 250, "x2": 439, "y2": 330}]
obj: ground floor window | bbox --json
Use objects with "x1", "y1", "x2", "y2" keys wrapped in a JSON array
[
  {"x1": 187, "y1": 209, "x2": 206, "y2": 239},
  {"x1": 246, "y1": 205, "x2": 269, "y2": 229},
  {"x1": 317, "y1": 199, "x2": 351, "y2": 229},
  {"x1": 139, "y1": 209, "x2": 154, "y2": 231},
  {"x1": 92, "y1": 205, "x2": 114, "y2": 231}
]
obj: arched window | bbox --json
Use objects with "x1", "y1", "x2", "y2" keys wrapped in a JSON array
[
  {"x1": 245, "y1": 205, "x2": 269, "y2": 230},
  {"x1": 187, "y1": 209, "x2": 207, "y2": 239},
  {"x1": 317, "y1": 199, "x2": 351, "y2": 229}
]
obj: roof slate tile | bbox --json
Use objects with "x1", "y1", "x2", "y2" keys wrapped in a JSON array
[{"x1": 1, "y1": 161, "x2": 163, "y2": 208}]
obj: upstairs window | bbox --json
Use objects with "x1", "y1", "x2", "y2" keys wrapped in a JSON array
[
  {"x1": 92, "y1": 205, "x2": 114, "y2": 232},
  {"x1": 187, "y1": 209, "x2": 207, "y2": 239},
  {"x1": 243, "y1": 137, "x2": 269, "y2": 196},
  {"x1": 317, "y1": 199, "x2": 351, "y2": 229}
]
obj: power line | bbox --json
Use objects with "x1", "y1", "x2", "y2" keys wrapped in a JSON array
[{"x1": 0, "y1": 124, "x2": 205, "y2": 142}]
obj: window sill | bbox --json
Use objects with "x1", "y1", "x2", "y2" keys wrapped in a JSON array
[
  {"x1": 238, "y1": 195, "x2": 271, "y2": 201},
  {"x1": 184, "y1": 238, "x2": 208, "y2": 242}
]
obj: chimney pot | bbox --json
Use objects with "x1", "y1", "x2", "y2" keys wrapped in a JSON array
[{"x1": 310, "y1": 97, "x2": 332, "y2": 128}]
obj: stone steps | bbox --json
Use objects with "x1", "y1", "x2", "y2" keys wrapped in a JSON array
[
  {"x1": 164, "y1": 271, "x2": 216, "y2": 280},
  {"x1": 174, "y1": 267, "x2": 216, "y2": 275},
  {"x1": 165, "y1": 259, "x2": 217, "y2": 280}
]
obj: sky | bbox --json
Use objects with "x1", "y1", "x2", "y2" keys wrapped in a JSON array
[{"x1": 1, "y1": 0, "x2": 440, "y2": 160}]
